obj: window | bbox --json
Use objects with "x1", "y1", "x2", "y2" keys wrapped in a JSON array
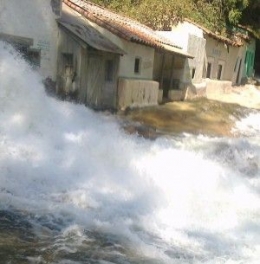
[
  {"x1": 63, "y1": 53, "x2": 73, "y2": 67},
  {"x1": 217, "y1": 64, "x2": 223, "y2": 80},
  {"x1": 105, "y1": 60, "x2": 114, "y2": 81},
  {"x1": 206, "y1": 62, "x2": 212, "y2": 78},
  {"x1": 134, "y1": 57, "x2": 141, "y2": 74},
  {"x1": 191, "y1": 68, "x2": 196, "y2": 79},
  {"x1": 27, "y1": 49, "x2": 41, "y2": 68}
]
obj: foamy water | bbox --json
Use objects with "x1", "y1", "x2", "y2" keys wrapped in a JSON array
[{"x1": 1, "y1": 43, "x2": 260, "y2": 263}]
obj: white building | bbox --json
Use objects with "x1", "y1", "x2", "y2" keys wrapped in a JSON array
[
  {"x1": 0, "y1": 0, "x2": 61, "y2": 80},
  {"x1": 57, "y1": 0, "x2": 192, "y2": 109},
  {"x1": 158, "y1": 21, "x2": 206, "y2": 99}
]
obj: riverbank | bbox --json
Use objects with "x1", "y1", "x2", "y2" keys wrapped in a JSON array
[{"x1": 120, "y1": 84, "x2": 260, "y2": 138}]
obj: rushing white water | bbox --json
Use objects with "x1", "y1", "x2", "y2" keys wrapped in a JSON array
[{"x1": 1, "y1": 43, "x2": 260, "y2": 264}]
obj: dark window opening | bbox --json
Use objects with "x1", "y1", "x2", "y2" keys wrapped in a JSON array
[
  {"x1": 0, "y1": 34, "x2": 39, "y2": 68},
  {"x1": 192, "y1": 68, "x2": 196, "y2": 79},
  {"x1": 16, "y1": 45, "x2": 40, "y2": 68},
  {"x1": 63, "y1": 53, "x2": 73, "y2": 67},
  {"x1": 134, "y1": 57, "x2": 141, "y2": 74},
  {"x1": 217, "y1": 64, "x2": 223, "y2": 80},
  {"x1": 105, "y1": 60, "x2": 114, "y2": 82},
  {"x1": 26, "y1": 49, "x2": 41, "y2": 68},
  {"x1": 206, "y1": 63, "x2": 212, "y2": 78}
]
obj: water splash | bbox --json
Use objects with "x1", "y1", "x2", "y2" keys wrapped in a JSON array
[{"x1": 1, "y1": 42, "x2": 260, "y2": 263}]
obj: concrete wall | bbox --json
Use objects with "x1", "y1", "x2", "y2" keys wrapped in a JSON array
[
  {"x1": 205, "y1": 79, "x2": 233, "y2": 97},
  {"x1": 118, "y1": 78, "x2": 159, "y2": 109},
  {"x1": 0, "y1": 0, "x2": 61, "y2": 80},
  {"x1": 118, "y1": 40, "x2": 154, "y2": 79},
  {"x1": 185, "y1": 34, "x2": 206, "y2": 84}
]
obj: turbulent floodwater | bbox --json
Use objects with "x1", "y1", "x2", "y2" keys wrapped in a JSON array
[{"x1": 1, "y1": 43, "x2": 260, "y2": 264}]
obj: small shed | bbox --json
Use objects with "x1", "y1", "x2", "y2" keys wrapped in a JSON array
[
  {"x1": 59, "y1": 0, "x2": 192, "y2": 110},
  {"x1": 57, "y1": 3, "x2": 125, "y2": 109}
]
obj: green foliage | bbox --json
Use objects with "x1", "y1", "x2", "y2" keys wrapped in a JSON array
[{"x1": 90, "y1": 0, "x2": 260, "y2": 36}]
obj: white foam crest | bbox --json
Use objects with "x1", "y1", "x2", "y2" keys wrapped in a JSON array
[
  {"x1": 1, "y1": 43, "x2": 260, "y2": 262},
  {"x1": 233, "y1": 111, "x2": 260, "y2": 136}
]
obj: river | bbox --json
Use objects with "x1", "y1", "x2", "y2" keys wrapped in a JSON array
[{"x1": 1, "y1": 43, "x2": 260, "y2": 264}]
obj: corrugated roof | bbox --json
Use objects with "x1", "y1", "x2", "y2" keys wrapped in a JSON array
[
  {"x1": 62, "y1": 0, "x2": 193, "y2": 58},
  {"x1": 58, "y1": 4, "x2": 126, "y2": 55}
]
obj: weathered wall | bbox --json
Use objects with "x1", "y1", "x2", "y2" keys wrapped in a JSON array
[
  {"x1": 117, "y1": 41, "x2": 154, "y2": 79},
  {"x1": 56, "y1": 28, "x2": 83, "y2": 96},
  {"x1": 160, "y1": 22, "x2": 206, "y2": 86},
  {"x1": 185, "y1": 34, "x2": 206, "y2": 84},
  {"x1": 205, "y1": 79, "x2": 233, "y2": 97},
  {"x1": 0, "y1": 0, "x2": 61, "y2": 80},
  {"x1": 205, "y1": 36, "x2": 239, "y2": 82},
  {"x1": 79, "y1": 18, "x2": 155, "y2": 80},
  {"x1": 57, "y1": 28, "x2": 120, "y2": 110},
  {"x1": 117, "y1": 78, "x2": 159, "y2": 109}
]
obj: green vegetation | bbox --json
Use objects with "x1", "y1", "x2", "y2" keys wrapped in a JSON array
[{"x1": 91, "y1": 0, "x2": 260, "y2": 37}]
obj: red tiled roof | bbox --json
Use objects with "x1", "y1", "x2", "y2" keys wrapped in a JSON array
[{"x1": 62, "y1": 0, "x2": 183, "y2": 52}]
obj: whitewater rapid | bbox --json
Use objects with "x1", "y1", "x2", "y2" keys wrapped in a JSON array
[{"x1": 1, "y1": 43, "x2": 260, "y2": 263}]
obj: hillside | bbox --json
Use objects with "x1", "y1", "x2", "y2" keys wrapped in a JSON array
[{"x1": 90, "y1": 0, "x2": 260, "y2": 39}]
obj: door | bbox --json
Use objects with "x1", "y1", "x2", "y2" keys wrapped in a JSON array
[
  {"x1": 103, "y1": 54, "x2": 119, "y2": 109},
  {"x1": 86, "y1": 54, "x2": 104, "y2": 108}
]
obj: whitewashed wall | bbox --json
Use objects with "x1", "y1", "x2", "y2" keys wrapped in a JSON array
[
  {"x1": 117, "y1": 41, "x2": 154, "y2": 79},
  {"x1": 117, "y1": 78, "x2": 159, "y2": 109},
  {"x1": 205, "y1": 36, "x2": 239, "y2": 83},
  {"x1": 80, "y1": 18, "x2": 155, "y2": 80},
  {"x1": 0, "y1": 0, "x2": 61, "y2": 80},
  {"x1": 159, "y1": 21, "x2": 206, "y2": 85}
]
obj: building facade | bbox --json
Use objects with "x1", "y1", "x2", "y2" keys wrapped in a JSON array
[
  {"x1": 58, "y1": 0, "x2": 192, "y2": 109},
  {"x1": 159, "y1": 21, "x2": 206, "y2": 99},
  {"x1": 0, "y1": 0, "x2": 61, "y2": 80}
]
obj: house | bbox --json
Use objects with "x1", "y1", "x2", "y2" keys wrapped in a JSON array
[
  {"x1": 198, "y1": 23, "x2": 256, "y2": 86},
  {"x1": 0, "y1": 0, "x2": 61, "y2": 80},
  {"x1": 165, "y1": 19, "x2": 256, "y2": 96},
  {"x1": 57, "y1": 0, "x2": 193, "y2": 110},
  {"x1": 158, "y1": 21, "x2": 206, "y2": 99}
]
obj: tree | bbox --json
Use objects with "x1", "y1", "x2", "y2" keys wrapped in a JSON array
[
  {"x1": 241, "y1": 0, "x2": 260, "y2": 28},
  {"x1": 89, "y1": 0, "x2": 260, "y2": 37}
]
